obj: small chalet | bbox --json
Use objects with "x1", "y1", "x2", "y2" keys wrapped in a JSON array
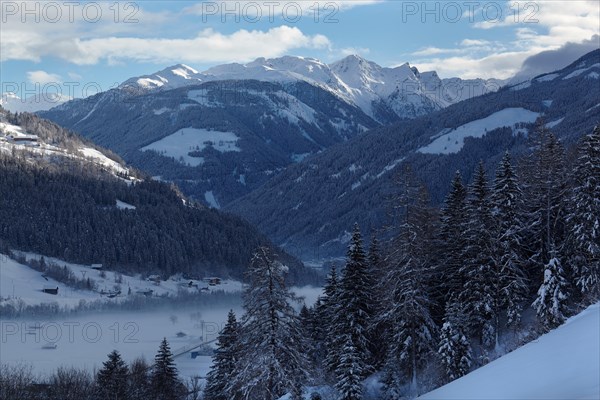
[
  {"x1": 8, "y1": 134, "x2": 39, "y2": 144},
  {"x1": 42, "y1": 286, "x2": 59, "y2": 295}
]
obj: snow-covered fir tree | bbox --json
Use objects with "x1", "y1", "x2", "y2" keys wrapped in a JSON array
[
  {"x1": 95, "y1": 350, "x2": 129, "y2": 400},
  {"x1": 438, "y1": 300, "x2": 472, "y2": 383},
  {"x1": 330, "y1": 224, "x2": 374, "y2": 380},
  {"x1": 522, "y1": 126, "x2": 569, "y2": 288},
  {"x1": 492, "y1": 152, "x2": 529, "y2": 333},
  {"x1": 438, "y1": 171, "x2": 469, "y2": 302},
  {"x1": 459, "y1": 162, "x2": 499, "y2": 345},
  {"x1": 335, "y1": 334, "x2": 365, "y2": 400},
  {"x1": 320, "y1": 266, "x2": 340, "y2": 377},
  {"x1": 533, "y1": 255, "x2": 570, "y2": 331},
  {"x1": 228, "y1": 247, "x2": 310, "y2": 400},
  {"x1": 204, "y1": 310, "x2": 241, "y2": 400},
  {"x1": 150, "y1": 338, "x2": 185, "y2": 400},
  {"x1": 568, "y1": 126, "x2": 600, "y2": 302},
  {"x1": 382, "y1": 175, "x2": 437, "y2": 396}
]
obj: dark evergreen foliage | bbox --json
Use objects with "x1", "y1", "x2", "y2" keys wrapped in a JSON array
[
  {"x1": 95, "y1": 350, "x2": 129, "y2": 400},
  {"x1": 331, "y1": 224, "x2": 374, "y2": 383},
  {"x1": 150, "y1": 338, "x2": 185, "y2": 400},
  {"x1": 204, "y1": 310, "x2": 241, "y2": 400}
]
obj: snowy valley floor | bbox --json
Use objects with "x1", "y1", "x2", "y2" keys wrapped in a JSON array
[
  {"x1": 0, "y1": 254, "x2": 321, "y2": 380},
  {"x1": 420, "y1": 302, "x2": 600, "y2": 400}
]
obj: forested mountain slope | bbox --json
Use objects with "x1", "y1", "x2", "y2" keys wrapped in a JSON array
[{"x1": 0, "y1": 109, "x2": 311, "y2": 282}]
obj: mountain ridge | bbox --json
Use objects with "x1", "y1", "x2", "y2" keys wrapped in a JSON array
[{"x1": 119, "y1": 54, "x2": 505, "y2": 121}]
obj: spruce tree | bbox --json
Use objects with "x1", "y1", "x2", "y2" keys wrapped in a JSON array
[
  {"x1": 150, "y1": 338, "x2": 183, "y2": 400},
  {"x1": 568, "y1": 126, "x2": 600, "y2": 302},
  {"x1": 533, "y1": 255, "x2": 570, "y2": 331},
  {"x1": 438, "y1": 171, "x2": 469, "y2": 302},
  {"x1": 332, "y1": 224, "x2": 374, "y2": 382},
  {"x1": 438, "y1": 300, "x2": 472, "y2": 383},
  {"x1": 382, "y1": 175, "x2": 437, "y2": 395},
  {"x1": 459, "y1": 162, "x2": 498, "y2": 344},
  {"x1": 228, "y1": 247, "x2": 309, "y2": 400},
  {"x1": 204, "y1": 310, "x2": 241, "y2": 400},
  {"x1": 335, "y1": 335, "x2": 364, "y2": 400},
  {"x1": 320, "y1": 266, "x2": 340, "y2": 376},
  {"x1": 95, "y1": 350, "x2": 129, "y2": 400},
  {"x1": 492, "y1": 152, "x2": 529, "y2": 334},
  {"x1": 522, "y1": 127, "x2": 568, "y2": 289}
]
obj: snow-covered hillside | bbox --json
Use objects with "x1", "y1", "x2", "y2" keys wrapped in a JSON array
[
  {"x1": 0, "y1": 253, "x2": 243, "y2": 309},
  {"x1": 420, "y1": 303, "x2": 600, "y2": 400},
  {"x1": 0, "y1": 115, "x2": 132, "y2": 179},
  {"x1": 120, "y1": 55, "x2": 504, "y2": 121},
  {"x1": 141, "y1": 127, "x2": 240, "y2": 167},
  {"x1": 418, "y1": 108, "x2": 540, "y2": 155}
]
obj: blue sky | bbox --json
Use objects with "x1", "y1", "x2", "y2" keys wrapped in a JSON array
[{"x1": 1, "y1": 0, "x2": 598, "y2": 99}]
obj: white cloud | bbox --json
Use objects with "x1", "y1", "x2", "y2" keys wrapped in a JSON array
[
  {"x1": 410, "y1": 0, "x2": 599, "y2": 79},
  {"x1": 27, "y1": 71, "x2": 62, "y2": 85},
  {"x1": 460, "y1": 39, "x2": 491, "y2": 46},
  {"x1": 411, "y1": 47, "x2": 463, "y2": 57},
  {"x1": 339, "y1": 47, "x2": 371, "y2": 57},
  {"x1": 2, "y1": 24, "x2": 330, "y2": 65},
  {"x1": 0, "y1": 1, "x2": 334, "y2": 66}
]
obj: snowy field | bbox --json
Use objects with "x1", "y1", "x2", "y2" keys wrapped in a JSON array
[
  {"x1": 0, "y1": 253, "x2": 243, "y2": 308},
  {"x1": 141, "y1": 127, "x2": 240, "y2": 166},
  {"x1": 0, "y1": 254, "x2": 322, "y2": 379},
  {"x1": 420, "y1": 302, "x2": 600, "y2": 400},
  {"x1": 418, "y1": 108, "x2": 540, "y2": 155}
]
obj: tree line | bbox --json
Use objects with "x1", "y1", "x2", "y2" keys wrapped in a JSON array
[
  {"x1": 0, "y1": 338, "x2": 193, "y2": 400},
  {"x1": 204, "y1": 125, "x2": 600, "y2": 399}
]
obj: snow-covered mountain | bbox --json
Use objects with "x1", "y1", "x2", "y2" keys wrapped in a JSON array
[
  {"x1": 227, "y1": 49, "x2": 600, "y2": 259},
  {"x1": 40, "y1": 55, "x2": 502, "y2": 210},
  {"x1": 40, "y1": 78, "x2": 378, "y2": 207},
  {"x1": 119, "y1": 55, "x2": 504, "y2": 121},
  {"x1": 1, "y1": 92, "x2": 71, "y2": 113}
]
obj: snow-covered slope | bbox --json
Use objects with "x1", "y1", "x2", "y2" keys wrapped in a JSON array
[
  {"x1": 120, "y1": 63, "x2": 203, "y2": 91},
  {"x1": 1, "y1": 92, "x2": 71, "y2": 113},
  {"x1": 0, "y1": 253, "x2": 243, "y2": 309},
  {"x1": 420, "y1": 303, "x2": 600, "y2": 400},
  {"x1": 418, "y1": 108, "x2": 540, "y2": 155},
  {"x1": 0, "y1": 113, "x2": 132, "y2": 179},
  {"x1": 120, "y1": 55, "x2": 504, "y2": 121},
  {"x1": 508, "y1": 53, "x2": 600, "y2": 91}
]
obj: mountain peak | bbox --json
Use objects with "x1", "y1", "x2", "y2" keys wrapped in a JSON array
[{"x1": 338, "y1": 54, "x2": 369, "y2": 63}]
